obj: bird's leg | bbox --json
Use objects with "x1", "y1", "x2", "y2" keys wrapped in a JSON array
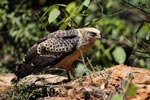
[
  {"x1": 66, "y1": 66, "x2": 76, "y2": 81},
  {"x1": 66, "y1": 67, "x2": 76, "y2": 81},
  {"x1": 70, "y1": 67, "x2": 76, "y2": 78},
  {"x1": 66, "y1": 71, "x2": 71, "y2": 81}
]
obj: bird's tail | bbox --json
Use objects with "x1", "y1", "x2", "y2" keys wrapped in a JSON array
[{"x1": 11, "y1": 62, "x2": 35, "y2": 83}]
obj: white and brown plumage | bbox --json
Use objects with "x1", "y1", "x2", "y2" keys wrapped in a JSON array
[{"x1": 12, "y1": 28, "x2": 101, "y2": 82}]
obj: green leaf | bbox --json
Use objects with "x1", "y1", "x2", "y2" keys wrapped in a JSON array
[
  {"x1": 83, "y1": 0, "x2": 90, "y2": 7},
  {"x1": 59, "y1": 23, "x2": 67, "y2": 30},
  {"x1": 111, "y1": 93, "x2": 123, "y2": 100},
  {"x1": 66, "y1": 2, "x2": 76, "y2": 13},
  {"x1": 125, "y1": 83, "x2": 137, "y2": 96},
  {"x1": 76, "y1": 63, "x2": 86, "y2": 77},
  {"x1": 112, "y1": 46, "x2": 126, "y2": 64},
  {"x1": 48, "y1": 8, "x2": 60, "y2": 24},
  {"x1": 143, "y1": 23, "x2": 150, "y2": 40},
  {"x1": 95, "y1": 51, "x2": 100, "y2": 59},
  {"x1": 143, "y1": 23, "x2": 150, "y2": 33}
]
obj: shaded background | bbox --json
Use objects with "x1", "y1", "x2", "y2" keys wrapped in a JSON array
[{"x1": 0, "y1": 0, "x2": 150, "y2": 74}]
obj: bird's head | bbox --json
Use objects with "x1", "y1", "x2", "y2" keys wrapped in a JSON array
[
  {"x1": 78, "y1": 28, "x2": 101, "y2": 45},
  {"x1": 78, "y1": 28, "x2": 101, "y2": 40}
]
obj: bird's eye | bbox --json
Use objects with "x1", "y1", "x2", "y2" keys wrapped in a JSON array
[{"x1": 87, "y1": 32, "x2": 97, "y2": 37}]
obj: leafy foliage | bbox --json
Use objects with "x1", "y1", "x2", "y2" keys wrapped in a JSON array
[{"x1": 0, "y1": 0, "x2": 150, "y2": 72}]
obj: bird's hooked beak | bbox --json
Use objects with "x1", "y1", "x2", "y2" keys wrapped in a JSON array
[
  {"x1": 93, "y1": 29, "x2": 101, "y2": 40},
  {"x1": 95, "y1": 29, "x2": 101, "y2": 40},
  {"x1": 96, "y1": 34, "x2": 101, "y2": 40}
]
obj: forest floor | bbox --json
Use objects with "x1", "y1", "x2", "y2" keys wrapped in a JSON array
[{"x1": 0, "y1": 64, "x2": 150, "y2": 100}]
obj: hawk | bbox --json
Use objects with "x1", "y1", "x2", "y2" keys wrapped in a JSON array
[{"x1": 12, "y1": 28, "x2": 101, "y2": 83}]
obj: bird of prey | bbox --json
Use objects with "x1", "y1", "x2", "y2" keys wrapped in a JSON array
[{"x1": 12, "y1": 28, "x2": 101, "y2": 83}]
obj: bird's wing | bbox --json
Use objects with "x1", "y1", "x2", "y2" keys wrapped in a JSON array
[{"x1": 37, "y1": 37, "x2": 78, "y2": 57}]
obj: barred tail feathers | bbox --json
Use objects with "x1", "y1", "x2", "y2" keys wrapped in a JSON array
[{"x1": 11, "y1": 62, "x2": 35, "y2": 83}]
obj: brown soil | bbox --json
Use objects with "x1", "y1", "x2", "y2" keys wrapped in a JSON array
[{"x1": 0, "y1": 65, "x2": 150, "y2": 100}]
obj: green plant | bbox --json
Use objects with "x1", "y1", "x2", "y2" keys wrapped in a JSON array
[{"x1": 0, "y1": 0, "x2": 149, "y2": 72}]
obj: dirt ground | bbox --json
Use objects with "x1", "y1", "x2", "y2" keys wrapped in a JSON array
[{"x1": 0, "y1": 64, "x2": 150, "y2": 100}]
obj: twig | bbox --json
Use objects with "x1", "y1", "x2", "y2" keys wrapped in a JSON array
[
  {"x1": 86, "y1": 57, "x2": 95, "y2": 72},
  {"x1": 36, "y1": 13, "x2": 48, "y2": 32},
  {"x1": 121, "y1": 0, "x2": 150, "y2": 14},
  {"x1": 80, "y1": 50, "x2": 93, "y2": 83}
]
